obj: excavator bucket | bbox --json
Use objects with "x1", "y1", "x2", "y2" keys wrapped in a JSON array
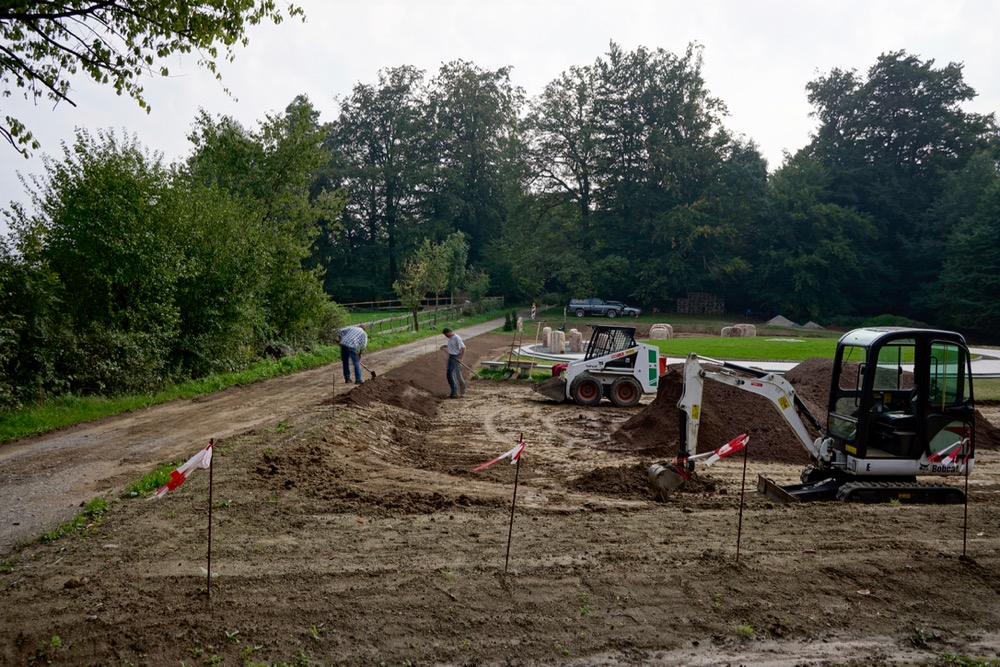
[
  {"x1": 532, "y1": 376, "x2": 567, "y2": 402},
  {"x1": 648, "y1": 461, "x2": 690, "y2": 501}
]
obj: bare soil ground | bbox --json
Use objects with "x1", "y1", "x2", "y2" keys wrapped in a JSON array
[{"x1": 2, "y1": 331, "x2": 1000, "y2": 666}]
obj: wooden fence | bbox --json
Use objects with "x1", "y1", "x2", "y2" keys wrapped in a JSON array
[{"x1": 357, "y1": 296, "x2": 505, "y2": 335}]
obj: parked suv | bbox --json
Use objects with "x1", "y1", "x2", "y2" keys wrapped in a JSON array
[
  {"x1": 607, "y1": 300, "x2": 643, "y2": 317},
  {"x1": 568, "y1": 298, "x2": 623, "y2": 318}
]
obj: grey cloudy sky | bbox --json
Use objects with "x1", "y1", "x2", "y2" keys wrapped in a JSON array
[{"x1": 2, "y1": 0, "x2": 998, "y2": 226}]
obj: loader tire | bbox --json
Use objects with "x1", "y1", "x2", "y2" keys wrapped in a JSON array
[
  {"x1": 610, "y1": 377, "x2": 641, "y2": 407},
  {"x1": 570, "y1": 375, "x2": 602, "y2": 406}
]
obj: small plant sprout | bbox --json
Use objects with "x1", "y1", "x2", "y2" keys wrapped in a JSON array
[
  {"x1": 440, "y1": 568, "x2": 454, "y2": 582},
  {"x1": 239, "y1": 643, "x2": 263, "y2": 662},
  {"x1": 308, "y1": 624, "x2": 325, "y2": 641},
  {"x1": 578, "y1": 591, "x2": 592, "y2": 615},
  {"x1": 737, "y1": 623, "x2": 754, "y2": 639},
  {"x1": 224, "y1": 629, "x2": 240, "y2": 643}
]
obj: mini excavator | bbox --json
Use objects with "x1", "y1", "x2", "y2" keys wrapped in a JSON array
[{"x1": 648, "y1": 327, "x2": 976, "y2": 503}]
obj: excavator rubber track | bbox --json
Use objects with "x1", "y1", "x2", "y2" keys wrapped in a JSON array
[
  {"x1": 835, "y1": 481, "x2": 965, "y2": 504},
  {"x1": 757, "y1": 474, "x2": 966, "y2": 504}
]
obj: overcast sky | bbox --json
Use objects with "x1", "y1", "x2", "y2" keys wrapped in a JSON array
[{"x1": 2, "y1": 0, "x2": 998, "y2": 230}]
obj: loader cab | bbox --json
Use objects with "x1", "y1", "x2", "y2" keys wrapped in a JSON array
[
  {"x1": 826, "y1": 328, "x2": 975, "y2": 464},
  {"x1": 584, "y1": 325, "x2": 639, "y2": 369}
]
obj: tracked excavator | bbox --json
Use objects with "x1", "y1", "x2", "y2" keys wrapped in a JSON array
[{"x1": 648, "y1": 327, "x2": 976, "y2": 503}]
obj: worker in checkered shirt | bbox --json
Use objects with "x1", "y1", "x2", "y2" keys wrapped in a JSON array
[{"x1": 337, "y1": 325, "x2": 368, "y2": 384}]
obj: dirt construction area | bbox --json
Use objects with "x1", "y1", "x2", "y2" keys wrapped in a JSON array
[{"x1": 3, "y1": 328, "x2": 1000, "y2": 666}]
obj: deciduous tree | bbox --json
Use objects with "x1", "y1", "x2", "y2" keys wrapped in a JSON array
[{"x1": 0, "y1": 1, "x2": 302, "y2": 154}]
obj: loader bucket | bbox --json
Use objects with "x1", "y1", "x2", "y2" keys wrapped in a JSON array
[
  {"x1": 532, "y1": 376, "x2": 568, "y2": 402},
  {"x1": 648, "y1": 461, "x2": 690, "y2": 501}
]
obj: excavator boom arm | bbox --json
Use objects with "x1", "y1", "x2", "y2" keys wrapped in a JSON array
[{"x1": 676, "y1": 353, "x2": 827, "y2": 463}]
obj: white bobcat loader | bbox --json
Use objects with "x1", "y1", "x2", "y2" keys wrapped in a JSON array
[{"x1": 533, "y1": 325, "x2": 660, "y2": 407}]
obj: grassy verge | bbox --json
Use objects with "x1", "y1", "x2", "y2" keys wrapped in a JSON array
[
  {"x1": 0, "y1": 308, "x2": 509, "y2": 444},
  {"x1": 39, "y1": 497, "x2": 110, "y2": 542}
]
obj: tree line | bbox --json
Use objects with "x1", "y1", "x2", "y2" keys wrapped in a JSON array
[
  {"x1": 2, "y1": 43, "x2": 999, "y2": 409},
  {"x1": 321, "y1": 45, "x2": 999, "y2": 335}
]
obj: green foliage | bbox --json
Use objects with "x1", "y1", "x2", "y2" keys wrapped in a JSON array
[
  {"x1": 0, "y1": 1, "x2": 303, "y2": 155},
  {"x1": 425, "y1": 61, "x2": 521, "y2": 264},
  {"x1": 186, "y1": 96, "x2": 342, "y2": 349},
  {"x1": 41, "y1": 496, "x2": 110, "y2": 542},
  {"x1": 751, "y1": 153, "x2": 877, "y2": 320},
  {"x1": 926, "y1": 153, "x2": 1000, "y2": 336},
  {"x1": 11, "y1": 129, "x2": 182, "y2": 396},
  {"x1": 29, "y1": 634, "x2": 63, "y2": 665},
  {"x1": 393, "y1": 255, "x2": 429, "y2": 331},
  {"x1": 325, "y1": 65, "x2": 429, "y2": 291},
  {"x1": 805, "y1": 50, "x2": 998, "y2": 318},
  {"x1": 123, "y1": 462, "x2": 182, "y2": 498},
  {"x1": 162, "y1": 180, "x2": 270, "y2": 378},
  {"x1": 0, "y1": 307, "x2": 507, "y2": 443},
  {"x1": 5, "y1": 43, "x2": 1000, "y2": 417}
]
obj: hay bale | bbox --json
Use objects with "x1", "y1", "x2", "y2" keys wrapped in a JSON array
[{"x1": 722, "y1": 324, "x2": 756, "y2": 337}]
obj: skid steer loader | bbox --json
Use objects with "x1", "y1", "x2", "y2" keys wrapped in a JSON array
[
  {"x1": 533, "y1": 325, "x2": 660, "y2": 407},
  {"x1": 648, "y1": 327, "x2": 976, "y2": 503}
]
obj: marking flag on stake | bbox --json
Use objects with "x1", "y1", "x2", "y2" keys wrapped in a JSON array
[
  {"x1": 473, "y1": 439, "x2": 525, "y2": 472},
  {"x1": 702, "y1": 433, "x2": 750, "y2": 467},
  {"x1": 151, "y1": 441, "x2": 214, "y2": 498},
  {"x1": 928, "y1": 438, "x2": 965, "y2": 465}
]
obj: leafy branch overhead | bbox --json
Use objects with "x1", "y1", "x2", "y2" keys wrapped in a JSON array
[{"x1": 0, "y1": 1, "x2": 303, "y2": 154}]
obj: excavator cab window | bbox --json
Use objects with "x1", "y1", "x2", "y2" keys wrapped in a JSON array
[
  {"x1": 871, "y1": 340, "x2": 917, "y2": 411},
  {"x1": 829, "y1": 338, "x2": 918, "y2": 457},
  {"x1": 925, "y1": 341, "x2": 974, "y2": 459},
  {"x1": 828, "y1": 345, "x2": 865, "y2": 444}
]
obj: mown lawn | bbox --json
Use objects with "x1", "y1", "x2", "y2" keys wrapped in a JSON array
[{"x1": 647, "y1": 336, "x2": 839, "y2": 361}]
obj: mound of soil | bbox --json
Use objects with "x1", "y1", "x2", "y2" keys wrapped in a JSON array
[
  {"x1": 334, "y1": 377, "x2": 439, "y2": 418},
  {"x1": 611, "y1": 357, "x2": 1000, "y2": 462},
  {"x1": 568, "y1": 463, "x2": 651, "y2": 500}
]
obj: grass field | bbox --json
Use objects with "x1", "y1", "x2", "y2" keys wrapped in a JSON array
[{"x1": 648, "y1": 336, "x2": 839, "y2": 361}]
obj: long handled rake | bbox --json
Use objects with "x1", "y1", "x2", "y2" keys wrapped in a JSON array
[{"x1": 503, "y1": 318, "x2": 527, "y2": 380}]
